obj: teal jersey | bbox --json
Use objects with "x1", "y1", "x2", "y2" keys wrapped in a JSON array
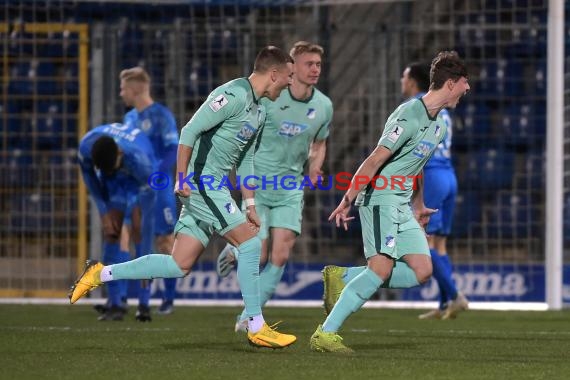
[
  {"x1": 254, "y1": 87, "x2": 333, "y2": 191},
  {"x1": 179, "y1": 78, "x2": 265, "y2": 185},
  {"x1": 356, "y1": 98, "x2": 447, "y2": 207}
]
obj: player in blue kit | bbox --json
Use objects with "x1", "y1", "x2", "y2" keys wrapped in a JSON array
[
  {"x1": 120, "y1": 67, "x2": 180, "y2": 316},
  {"x1": 76, "y1": 123, "x2": 156, "y2": 321},
  {"x1": 400, "y1": 62, "x2": 468, "y2": 320}
]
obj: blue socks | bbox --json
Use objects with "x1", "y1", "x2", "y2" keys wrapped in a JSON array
[
  {"x1": 431, "y1": 249, "x2": 457, "y2": 309},
  {"x1": 163, "y1": 278, "x2": 177, "y2": 302},
  {"x1": 322, "y1": 268, "x2": 383, "y2": 332},
  {"x1": 118, "y1": 250, "x2": 130, "y2": 302},
  {"x1": 102, "y1": 242, "x2": 122, "y2": 307},
  {"x1": 236, "y1": 236, "x2": 263, "y2": 318}
]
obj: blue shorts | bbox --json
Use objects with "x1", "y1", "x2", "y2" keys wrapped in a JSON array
[
  {"x1": 423, "y1": 167, "x2": 457, "y2": 236},
  {"x1": 103, "y1": 174, "x2": 139, "y2": 215},
  {"x1": 123, "y1": 188, "x2": 176, "y2": 236},
  {"x1": 153, "y1": 189, "x2": 176, "y2": 235}
]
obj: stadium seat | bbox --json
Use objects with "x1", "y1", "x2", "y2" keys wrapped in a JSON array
[
  {"x1": 453, "y1": 101, "x2": 492, "y2": 146},
  {"x1": 9, "y1": 192, "x2": 60, "y2": 234},
  {"x1": 6, "y1": 149, "x2": 35, "y2": 187},
  {"x1": 61, "y1": 63, "x2": 79, "y2": 94},
  {"x1": 468, "y1": 149, "x2": 514, "y2": 190},
  {"x1": 485, "y1": 192, "x2": 541, "y2": 239},
  {"x1": 479, "y1": 59, "x2": 524, "y2": 98},
  {"x1": 36, "y1": 101, "x2": 64, "y2": 149},
  {"x1": 513, "y1": 152, "x2": 544, "y2": 190},
  {"x1": 452, "y1": 191, "x2": 482, "y2": 238},
  {"x1": 502, "y1": 103, "x2": 533, "y2": 147},
  {"x1": 532, "y1": 60, "x2": 546, "y2": 97}
]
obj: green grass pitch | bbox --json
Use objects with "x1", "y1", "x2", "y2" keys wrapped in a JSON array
[{"x1": 1, "y1": 305, "x2": 569, "y2": 379}]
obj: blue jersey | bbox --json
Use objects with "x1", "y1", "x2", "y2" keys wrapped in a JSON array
[
  {"x1": 78, "y1": 123, "x2": 157, "y2": 214},
  {"x1": 123, "y1": 103, "x2": 179, "y2": 175},
  {"x1": 425, "y1": 108, "x2": 453, "y2": 170}
]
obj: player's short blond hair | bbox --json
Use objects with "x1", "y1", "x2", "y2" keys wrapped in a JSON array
[
  {"x1": 119, "y1": 67, "x2": 150, "y2": 84},
  {"x1": 289, "y1": 41, "x2": 324, "y2": 58}
]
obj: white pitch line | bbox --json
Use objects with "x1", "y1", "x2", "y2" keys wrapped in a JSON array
[
  {"x1": 0, "y1": 326, "x2": 173, "y2": 332},
  {"x1": 0, "y1": 298, "x2": 552, "y2": 311},
  {"x1": 387, "y1": 329, "x2": 570, "y2": 336}
]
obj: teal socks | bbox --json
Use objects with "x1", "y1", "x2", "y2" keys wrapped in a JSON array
[
  {"x1": 236, "y1": 236, "x2": 263, "y2": 318},
  {"x1": 342, "y1": 266, "x2": 366, "y2": 284},
  {"x1": 322, "y1": 268, "x2": 383, "y2": 332},
  {"x1": 382, "y1": 261, "x2": 420, "y2": 288},
  {"x1": 110, "y1": 254, "x2": 185, "y2": 280},
  {"x1": 239, "y1": 262, "x2": 284, "y2": 321}
]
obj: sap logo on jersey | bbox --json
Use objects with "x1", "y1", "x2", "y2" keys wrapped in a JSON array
[
  {"x1": 235, "y1": 122, "x2": 256, "y2": 143},
  {"x1": 279, "y1": 121, "x2": 308, "y2": 137},
  {"x1": 412, "y1": 140, "x2": 435, "y2": 158}
]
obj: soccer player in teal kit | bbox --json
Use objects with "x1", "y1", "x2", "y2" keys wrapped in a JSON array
[
  {"x1": 70, "y1": 46, "x2": 298, "y2": 349},
  {"x1": 310, "y1": 51, "x2": 470, "y2": 353},
  {"x1": 215, "y1": 41, "x2": 333, "y2": 332}
]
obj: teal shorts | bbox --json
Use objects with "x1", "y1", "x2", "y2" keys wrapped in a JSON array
[
  {"x1": 359, "y1": 204, "x2": 430, "y2": 260},
  {"x1": 254, "y1": 190, "x2": 304, "y2": 240},
  {"x1": 175, "y1": 187, "x2": 245, "y2": 246}
]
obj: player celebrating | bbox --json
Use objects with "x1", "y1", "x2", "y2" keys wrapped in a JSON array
[
  {"x1": 215, "y1": 41, "x2": 333, "y2": 332},
  {"x1": 400, "y1": 62, "x2": 468, "y2": 320},
  {"x1": 310, "y1": 51, "x2": 470, "y2": 353},
  {"x1": 69, "y1": 46, "x2": 297, "y2": 349}
]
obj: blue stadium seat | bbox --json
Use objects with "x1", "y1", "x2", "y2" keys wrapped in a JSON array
[
  {"x1": 47, "y1": 149, "x2": 78, "y2": 185},
  {"x1": 514, "y1": 152, "x2": 544, "y2": 190},
  {"x1": 531, "y1": 60, "x2": 546, "y2": 97},
  {"x1": 119, "y1": 23, "x2": 143, "y2": 56},
  {"x1": 8, "y1": 60, "x2": 57, "y2": 95},
  {"x1": 9, "y1": 192, "x2": 58, "y2": 234},
  {"x1": 62, "y1": 63, "x2": 79, "y2": 94},
  {"x1": 476, "y1": 59, "x2": 524, "y2": 98},
  {"x1": 486, "y1": 192, "x2": 541, "y2": 239},
  {"x1": 6, "y1": 149, "x2": 34, "y2": 186},
  {"x1": 36, "y1": 101, "x2": 64, "y2": 149},
  {"x1": 453, "y1": 102, "x2": 492, "y2": 146},
  {"x1": 187, "y1": 62, "x2": 214, "y2": 97},
  {"x1": 468, "y1": 149, "x2": 514, "y2": 190},
  {"x1": 452, "y1": 191, "x2": 482, "y2": 238},
  {"x1": 502, "y1": 103, "x2": 532, "y2": 147}
]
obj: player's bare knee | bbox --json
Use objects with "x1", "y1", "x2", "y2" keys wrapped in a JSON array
[
  {"x1": 415, "y1": 265, "x2": 433, "y2": 284},
  {"x1": 156, "y1": 234, "x2": 174, "y2": 254}
]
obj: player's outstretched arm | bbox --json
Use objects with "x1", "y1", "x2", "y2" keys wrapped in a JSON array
[
  {"x1": 329, "y1": 145, "x2": 393, "y2": 229},
  {"x1": 411, "y1": 171, "x2": 437, "y2": 228}
]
